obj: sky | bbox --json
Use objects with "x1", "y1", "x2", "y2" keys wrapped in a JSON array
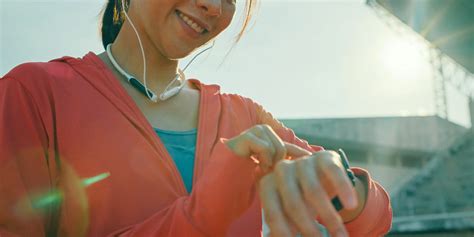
[{"x1": 0, "y1": 0, "x2": 471, "y2": 128}]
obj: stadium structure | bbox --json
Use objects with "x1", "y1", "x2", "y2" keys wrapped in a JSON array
[
  {"x1": 281, "y1": 0, "x2": 474, "y2": 235},
  {"x1": 281, "y1": 110, "x2": 473, "y2": 236},
  {"x1": 281, "y1": 115, "x2": 468, "y2": 195},
  {"x1": 365, "y1": 0, "x2": 474, "y2": 235}
]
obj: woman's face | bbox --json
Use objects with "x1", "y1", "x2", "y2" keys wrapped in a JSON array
[{"x1": 130, "y1": 0, "x2": 236, "y2": 59}]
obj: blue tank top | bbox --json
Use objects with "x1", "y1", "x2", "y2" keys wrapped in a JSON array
[{"x1": 154, "y1": 127, "x2": 197, "y2": 194}]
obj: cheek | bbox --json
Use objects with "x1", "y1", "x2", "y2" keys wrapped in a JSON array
[
  {"x1": 138, "y1": 0, "x2": 169, "y2": 28},
  {"x1": 215, "y1": 7, "x2": 235, "y2": 34}
]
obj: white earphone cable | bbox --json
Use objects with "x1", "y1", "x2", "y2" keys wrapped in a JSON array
[
  {"x1": 114, "y1": 0, "x2": 215, "y2": 102},
  {"x1": 121, "y1": 0, "x2": 153, "y2": 101}
]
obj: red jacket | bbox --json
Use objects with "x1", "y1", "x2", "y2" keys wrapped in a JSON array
[{"x1": 0, "y1": 52, "x2": 392, "y2": 236}]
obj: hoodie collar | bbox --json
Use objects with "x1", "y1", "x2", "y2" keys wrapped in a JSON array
[
  {"x1": 50, "y1": 51, "x2": 224, "y2": 195},
  {"x1": 53, "y1": 52, "x2": 222, "y2": 94}
]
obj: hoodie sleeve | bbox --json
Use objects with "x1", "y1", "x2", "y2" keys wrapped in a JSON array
[
  {"x1": 107, "y1": 138, "x2": 258, "y2": 237},
  {"x1": 248, "y1": 97, "x2": 392, "y2": 236},
  {"x1": 0, "y1": 70, "x2": 259, "y2": 236},
  {"x1": 0, "y1": 77, "x2": 55, "y2": 236},
  {"x1": 1, "y1": 63, "x2": 96, "y2": 237}
]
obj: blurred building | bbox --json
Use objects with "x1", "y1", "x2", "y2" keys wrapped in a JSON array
[
  {"x1": 361, "y1": 0, "x2": 474, "y2": 234},
  {"x1": 281, "y1": 112, "x2": 473, "y2": 236},
  {"x1": 281, "y1": 115, "x2": 467, "y2": 194},
  {"x1": 389, "y1": 128, "x2": 474, "y2": 236}
]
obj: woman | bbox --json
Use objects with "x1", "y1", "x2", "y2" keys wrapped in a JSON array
[{"x1": 0, "y1": 0, "x2": 392, "y2": 236}]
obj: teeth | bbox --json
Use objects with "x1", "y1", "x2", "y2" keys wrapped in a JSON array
[{"x1": 178, "y1": 12, "x2": 205, "y2": 34}]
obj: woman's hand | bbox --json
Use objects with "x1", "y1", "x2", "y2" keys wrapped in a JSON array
[
  {"x1": 224, "y1": 124, "x2": 358, "y2": 236},
  {"x1": 224, "y1": 124, "x2": 313, "y2": 173},
  {"x1": 260, "y1": 151, "x2": 358, "y2": 237}
]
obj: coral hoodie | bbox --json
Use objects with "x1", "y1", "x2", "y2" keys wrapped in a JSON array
[{"x1": 0, "y1": 52, "x2": 392, "y2": 236}]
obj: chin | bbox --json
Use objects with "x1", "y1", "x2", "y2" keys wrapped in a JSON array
[
  {"x1": 164, "y1": 49, "x2": 193, "y2": 60},
  {"x1": 163, "y1": 43, "x2": 205, "y2": 60}
]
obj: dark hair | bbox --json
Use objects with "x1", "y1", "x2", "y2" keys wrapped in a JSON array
[
  {"x1": 99, "y1": 0, "x2": 129, "y2": 50},
  {"x1": 98, "y1": 0, "x2": 259, "y2": 51}
]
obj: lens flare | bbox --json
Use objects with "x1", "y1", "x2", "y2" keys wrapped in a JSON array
[
  {"x1": 82, "y1": 172, "x2": 111, "y2": 187},
  {"x1": 13, "y1": 166, "x2": 111, "y2": 237}
]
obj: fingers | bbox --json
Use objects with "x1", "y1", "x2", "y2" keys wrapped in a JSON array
[
  {"x1": 246, "y1": 124, "x2": 314, "y2": 173},
  {"x1": 259, "y1": 125, "x2": 287, "y2": 163},
  {"x1": 320, "y1": 152, "x2": 358, "y2": 210},
  {"x1": 245, "y1": 132, "x2": 274, "y2": 171},
  {"x1": 296, "y1": 158, "x2": 348, "y2": 237},
  {"x1": 284, "y1": 142, "x2": 312, "y2": 158},
  {"x1": 274, "y1": 160, "x2": 322, "y2": 237},
  {"x1": 262, "y1": 128, "x2": 313, "y2": 160},
  {"x1": 228, "y1": 124, "x2": 313, "y2": 174},
  {"x1": 260, "y1": 174, "x2": 293, "y2": 237},
  {"x1": 256, "y1": 124, "x2": 313, "y2": 163},
  {"x1": 261, "y1": 151, "x2": 356, "y2": 237}
]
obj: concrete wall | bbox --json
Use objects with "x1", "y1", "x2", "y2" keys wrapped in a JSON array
[
  {"x1": 351, "y1": 161, "x2": 418, "y2": 195},
  {"x1": 282, "y1": 116, "x2": 467, "y2": 153}
]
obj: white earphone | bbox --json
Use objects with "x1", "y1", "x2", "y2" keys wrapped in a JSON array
[{"x1": 106, "y1": 0, "x2": 214, "y2": 102}]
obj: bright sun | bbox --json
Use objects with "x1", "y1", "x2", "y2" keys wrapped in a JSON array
[{"x1": 380, "y1": 36, "x2": 427, "y2": 79}]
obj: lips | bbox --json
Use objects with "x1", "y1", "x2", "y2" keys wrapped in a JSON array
[{"x1": 175, "y1": 10, "x2": 210, "y2": 34}]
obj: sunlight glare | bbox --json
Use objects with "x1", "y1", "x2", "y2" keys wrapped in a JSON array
[{"x1": 381, "y1": 36, "x2": 426, "y2": 79}]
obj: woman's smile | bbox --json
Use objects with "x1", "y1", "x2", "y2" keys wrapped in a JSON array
[{"x1": 175, "y1": 10, "x2": 209, "y2": 39}]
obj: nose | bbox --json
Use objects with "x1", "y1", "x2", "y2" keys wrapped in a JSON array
[{"x1": 196, "y1": 0, "x2": 222, "y2": 17}]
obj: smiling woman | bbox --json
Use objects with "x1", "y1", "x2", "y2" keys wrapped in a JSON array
[
  {"x1": 100, "y1": 0, "x2": 255, "y2": 55},
  {"x1": 0, "y1": 0, "x2": 392, "y2": 236}
]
